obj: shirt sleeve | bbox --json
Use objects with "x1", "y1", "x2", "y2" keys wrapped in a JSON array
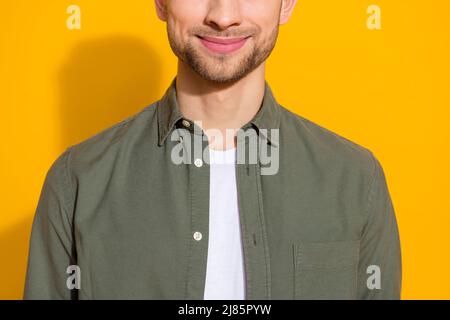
[
  {"x1": 356, "y1": 152, "x2": 402, "y2": 299},
  {"x1": 23, "y1": 148, "x2": 78, "y2": 300}
]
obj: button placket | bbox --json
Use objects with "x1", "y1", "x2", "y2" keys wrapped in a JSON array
[
  {"x1": 235, "y1": 129, "x2": 272, "y2": 300},
  {"x1": 184, "y1": 128, "x2": 210, "y2": 299}
]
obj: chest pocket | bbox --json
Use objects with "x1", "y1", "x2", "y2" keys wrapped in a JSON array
[{"x1": 293, "y1": 240, "x2": 360, "y2": 299}]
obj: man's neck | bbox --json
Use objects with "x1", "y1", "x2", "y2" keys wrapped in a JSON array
[{"x1": 175, "y1": 60, "x2": 266, "y2": 150}]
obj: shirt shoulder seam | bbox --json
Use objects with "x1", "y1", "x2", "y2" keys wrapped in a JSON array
[
  {"x1": 362, "y1": 150, "x2": 379, "y2": 236},
  {"x1": 61, "y1": 146, "x2": 76, "y2": 229}
]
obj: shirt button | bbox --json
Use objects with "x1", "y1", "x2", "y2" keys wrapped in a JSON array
[
  {"x1": 182, "y1": 119, "x2": 191, "y2": 128},
  {"x1": 193, "y1": 231, "x2": 202, "y2": 241},
  {"x1": 194, "y1": 158, "x2": 203, "y2": 167}
]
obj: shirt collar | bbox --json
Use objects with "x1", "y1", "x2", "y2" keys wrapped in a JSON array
[{"x1": 157, "y1": 76, "x2": 281, "y2": 147}]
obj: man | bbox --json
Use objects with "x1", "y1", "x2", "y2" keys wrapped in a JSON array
[{"x1": 24, "y1": 0, "x2": 401, "y2": 299}]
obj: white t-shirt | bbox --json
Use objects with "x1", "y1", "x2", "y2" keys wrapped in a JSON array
[{"x1": 203, "y1": 147, "x2": 246, "y2": 300}]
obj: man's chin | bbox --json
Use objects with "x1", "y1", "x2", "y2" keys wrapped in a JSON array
[
  {"x1": 198, "y1": 72, "x2": 243, "y2": 84},
  {"x1": 182, "y1": 48, "x2": 254, "y2": 83}
]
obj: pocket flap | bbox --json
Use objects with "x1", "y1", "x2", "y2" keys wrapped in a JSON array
[{"x1": 294, "y1": 240, "x2": 360, "y2": 270}]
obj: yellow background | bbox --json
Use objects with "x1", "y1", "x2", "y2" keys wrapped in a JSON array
[{"x1": 1, "y1": 0, "x2": 449, "y2": 299}]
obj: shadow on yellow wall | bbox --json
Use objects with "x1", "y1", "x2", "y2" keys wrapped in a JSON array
[
  {"x1": 0, "y1": 35, "x2": 166, "y2": 299},
  {"x1": 57, "y1": 35, "x2": 163, "y2": 149}
]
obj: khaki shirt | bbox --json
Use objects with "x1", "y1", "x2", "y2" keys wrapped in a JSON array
[{"x1": 24, "y1": 77, "x2": 401, "y2": 299}]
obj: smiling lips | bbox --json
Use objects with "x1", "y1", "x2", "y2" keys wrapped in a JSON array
[{"x1": 198, "y1": 35, "x2": 249, "y2": 54}]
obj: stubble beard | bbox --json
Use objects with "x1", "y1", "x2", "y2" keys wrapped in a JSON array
[{"x1": 167, "y1": 25, "x2": 280, "y2": 85}]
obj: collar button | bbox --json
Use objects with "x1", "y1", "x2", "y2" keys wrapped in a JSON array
[{"x1": 182, "y1": 119, "x2": 191, "y2": 128}]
